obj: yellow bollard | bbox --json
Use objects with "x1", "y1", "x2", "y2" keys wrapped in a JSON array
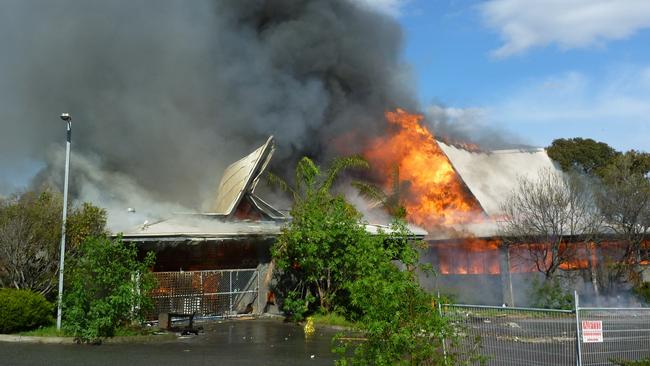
[{"x1": 304, "y1": 316, "x2": 315, "y2": 338}]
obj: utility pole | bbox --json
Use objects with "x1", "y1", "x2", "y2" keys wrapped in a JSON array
[{"x1": 56, "y1": 113, "x2": 72, "y2": 330}]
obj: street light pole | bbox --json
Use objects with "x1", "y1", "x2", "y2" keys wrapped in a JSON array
[{"x1": 56, "y1": 113, "x2": 72, "y2": 330}]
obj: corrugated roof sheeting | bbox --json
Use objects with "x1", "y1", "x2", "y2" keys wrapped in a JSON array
[
  {"x1": 122, "y1": 214, "x2": 283, "y2": 239},
  {"x1": 248, "y1": 194, "x2": 287, "y2": 220},
  {"x1": 120, "y1": 214, "x2": 426, "y2": 241},
  {"x1": 210, "y1": 136, "x2": 275, "y2": 216},
  {"x1": 437, "y1": 141, "x2": 562, "y2": 217}
]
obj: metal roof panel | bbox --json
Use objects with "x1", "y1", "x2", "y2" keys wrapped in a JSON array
[{"x1": 210, "y1": 136, "x2": 275, "y2": 216}]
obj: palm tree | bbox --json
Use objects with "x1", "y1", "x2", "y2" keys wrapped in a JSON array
[
  {"x1": 352, "y1": 164, "x2": 407, "y2": 219},
  {"x1": 267, "y1": 155, "x2": 370, "y2": 202}
]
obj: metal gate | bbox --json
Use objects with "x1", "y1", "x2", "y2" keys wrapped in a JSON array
[{"x1": 149, "y1": 269, "x2": 259, "y2": 318}]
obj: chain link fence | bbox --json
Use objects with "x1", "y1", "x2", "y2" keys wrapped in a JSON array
[
  {"x1": 440, "y1": 298, "x2": 650, "y2": 365},
  {"x1": 579, "y1": 307, "x2": 650, "y2": 366},
  {"x1": 442, "y1": 304, "x2": 577, "y2": 365},
  {"x1": 149, "y1": 269, "x2": 259, "y2": 319}
]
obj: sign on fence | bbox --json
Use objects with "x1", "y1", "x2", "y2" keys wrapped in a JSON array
[{"x1": 582, "y1": 320, "x2": 603, "y2": 343}]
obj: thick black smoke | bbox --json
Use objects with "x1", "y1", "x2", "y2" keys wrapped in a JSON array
[{"x1": 0, "y1": 0, "x2": 416, "y2": 209}]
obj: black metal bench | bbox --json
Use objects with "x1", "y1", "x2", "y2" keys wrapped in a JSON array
[{"x1": 159, "y1": 312, "x2": 200, "y2": 335}]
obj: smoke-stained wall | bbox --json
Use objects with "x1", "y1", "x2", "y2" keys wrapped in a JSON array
[{"x1": 0, "y1": 0, "x2": 416, "y2": 210}]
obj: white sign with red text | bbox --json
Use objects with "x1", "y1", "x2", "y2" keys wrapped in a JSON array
[{"x1": 582, "y1": 320, "x2": 603, "y2": 343}]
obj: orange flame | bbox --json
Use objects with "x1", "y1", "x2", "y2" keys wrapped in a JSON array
[
  {"x1": 364, "y1": 109, "x2": 483, "y2": 228},
  {"x1": 436, "y1": 239, "x2": 501, "y2": 275}
]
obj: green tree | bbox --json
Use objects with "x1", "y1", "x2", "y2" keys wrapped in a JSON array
[
  {"x1": 270, "y1": 157, "x2": 465, "y2": 364},
  {"x1": 620, "y1": 150, "x2": 650, "y2": 176},
  {"x1": 547, "y1": 138, "x2": 619, "y2": 177},
  {"x1": 335, "y1": 221, "x2": 458, "y2": 366},
  {"x1": 0, "y1": 188, "x2": 106, "y2": 296},
  {"x1": 63, "y1": 236, "x2": 155, "y2": 343},
  {"x1": 269, "y1": 156, "x2": 371, "y2": 317},
  {"x1": 596, "y1": 153, "x2": 650, "y2": 290}
]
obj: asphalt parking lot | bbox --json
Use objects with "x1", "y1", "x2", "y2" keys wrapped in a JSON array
[
  {"x1": 0, "y1": 320, "x2": 338, "y2": 366},
  {"x1": 2, "y1": 315, "x2": 649, "y2": 365}
]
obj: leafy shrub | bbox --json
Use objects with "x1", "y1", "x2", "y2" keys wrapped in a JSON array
[
  {"x1": 63, "y1": 236, "x2": 155, "y2": 343},
  {"x1": 0, "y1": 288, "x2": 53, "y2": 333},
  {"x1": 633, "y1": 283, "x2": 650, "y2": 304},
  {"x1": 336, "y1": 260, "x2": 453, "y2": 365},
  {"x1": 530, "y1": 277, "x2": 573, "y2": 310},
  {"x1": 281, "y1": 290, "x2": 315, "y2": 322}
]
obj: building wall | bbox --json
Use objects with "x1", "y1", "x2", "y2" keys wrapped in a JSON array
[{"x1": 136, "y1": 239, "x2": 273, "y2": 272}]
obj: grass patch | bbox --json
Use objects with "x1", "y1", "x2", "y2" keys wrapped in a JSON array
[
  {"x1": 17, "y1": 324, "x2": 155, "y2": 338},
  {"x1": 445, "y1": 308, "x2": 574, "y2": 319},
  {"x1": 611, "y1": 358, "x2": 650, "y2": 366},
  {"x1": 113, "y1": 324, "x2": 156, "y2": 337},
  {"x1": 310, "y1": 312, "x2": 355, "y2": 328},
  {"x1": 18, "y1": 324, "x2": 68, "y2": 337}
]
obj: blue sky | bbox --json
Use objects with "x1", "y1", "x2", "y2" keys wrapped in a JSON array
[{"x1": 361, "y1": 0, "x2": 650, "y2": 151}]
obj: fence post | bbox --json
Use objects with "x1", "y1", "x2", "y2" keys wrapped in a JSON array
[
  {"x1": 229, "y1": 270, "x2": 233, "y2": 318},
  {"x1": 437, "y1": 292, "x2": 448, "y2": 364},
  {"x1": 256, "y1": 269, "x2": 261, "y2": 315},
  {"x1": 199, "y1": 272, "x2": 204, "y2": 314},
  {"x1": 574, "y1": 290, "x2": 582, "y2": 366}
]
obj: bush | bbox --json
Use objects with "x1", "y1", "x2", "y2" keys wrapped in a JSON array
[
  {"x1": 63, "y1": 236, "x2": 155, "y2": 343},
  {"x1": 530, "y1": 277, "x2": 573, "y2": 310},
  {"x1": 0, "y1": 288, "x2": 53, "y2": 333},
  {"x1": 633, "y1": 283, "x2": 650, "y2": 304},
  {"x1": 336, "y1": 260, "x2": 454, "y2": 365}
]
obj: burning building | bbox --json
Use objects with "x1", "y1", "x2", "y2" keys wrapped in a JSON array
[
  {"x1": 112, "y1": 107, "x2": 648, "y2": 313},
  {"x1": 120, "y1": 136, "x2": 426, "y2": 317},
  {"x1": 362, "y1": 109, "x2": 650, "y2": 306},
  {"x1": 120, "y1": 137, "x2": 284, "y2": 317},
  {"x1": 360, "y1": 109, "x2": 563, "y2": 305}
]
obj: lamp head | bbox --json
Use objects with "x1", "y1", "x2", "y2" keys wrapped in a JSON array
[{"x1": 60, "y1": 113, "x2": 71, "y2": 122}]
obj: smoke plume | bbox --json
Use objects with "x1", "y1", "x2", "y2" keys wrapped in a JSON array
[
  {"x1": 0, "y1": 0, "x2": 416, "y2": 213},
  {"x1": 426, "y1": 105, "x2": 530, "y2": 150}
]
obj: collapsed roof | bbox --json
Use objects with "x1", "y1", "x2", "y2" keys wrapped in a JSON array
[
  {"x1": 209, "y1": 136, "x2": 285, "y2": 220},
  {"x1": 120, "y1": 133, "x2": 564, "y2": 243},
  {"x1": 121, "y1": 136, "x2": 426, "y2": 242}
]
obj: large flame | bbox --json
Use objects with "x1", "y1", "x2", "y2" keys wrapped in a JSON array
[
  {"x1": 436, "y1": 239, "x2": 501, "y2": 275},
  {"x1": 364, "y1": 109, "x2": 483, "y2": 228}
]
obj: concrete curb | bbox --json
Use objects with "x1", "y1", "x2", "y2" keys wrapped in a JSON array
[
  {"x1": 0, "y1": 334, "x2": 75, "y2": 344},
  {"x1": 0, "y1": 333, "x2": 177, "y2": 344},
  {"x1": 103, "y1": 334, "x2": 177, "y2": 344}
]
